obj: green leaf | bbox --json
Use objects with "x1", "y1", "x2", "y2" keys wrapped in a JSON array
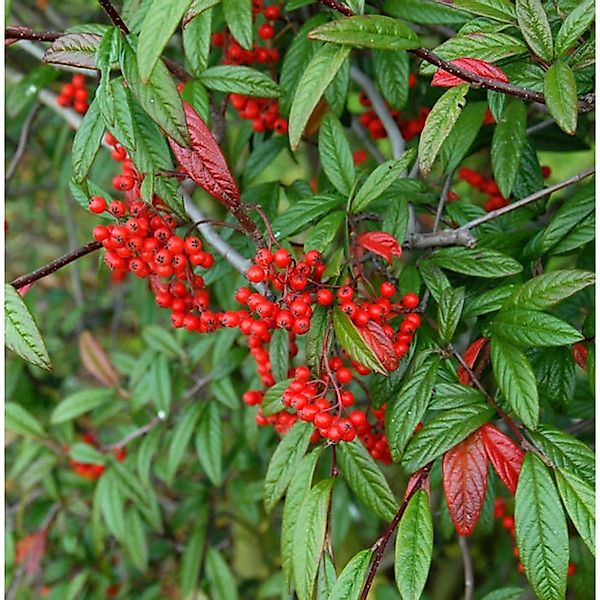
[
  {"x1": 120, "y1": 39, "x2": 190, "y2": 147},
  {"x1": 462, "y1": 284, "x2": 517, "y2": 319},
  {"x1": 138, "y1": 0, "x2": 192, "y2": 83},
  {"x1": 98, "y1": 77, "x2": 137, "y2": 153},
  {"x1": 200, "y1": 65, "x2": 282, "y2": 97},
  {"x1": 431, "y1": 383, "x2": 486, "y2": 410},
  {"x1": 5, "y1": 284, "x2": 51, "y2": 370},
  {"x1": 516, "y1": 0, "x2": 554, "y2": 62},
  {"x1": 269, "y1": 329, "x2": 290, "y2": 383},
  {"x1": 69, "y1": 442, "x2": 106, "y2": 465},
  {"x1": 490, "y1": 336, "x2": 538, "y2": 429},
  {"x1": 42, "y1": 31, "x2": 103, "y2": 69},
  {"x1": 491, "y1": 99, "x2": 527, "y2": 198},
  {"x1": 373, "y1": 50, "x2": 409, "y2": 109},
  {"x1": 420, "y1": 33, "x2": 528, "y2": 76},
  {"x1": 51, "y1": 389, "x2": 114, "y2": 424},
  {"x1": 401, "y1": 402, "x2": 494, "y2": 473},
  {"x1": 387, "y1": 357, "x2": 440, "y2": 461},
  {"x1": 281, "y1": 448, "x2": 322, "y2": 590},
  {"x1": 329, "y1": 549, "x2": 373, "y2": 600},
  {"x1": 395, "y1": 490, "x2": 433, "y2": 600},
  {"x1": 505, "y1": 270, "x2": 594, "y2": 311},
  {"x1": 182, "y1": 8, "x2": 212, "y2": 77},
  {"x1": 195, "y1": 402, "x2": 223, "y2": 486},
  {"x1": 439, "y1": 101, "x2": 487, "y2": 172},
  {"x1": 418, "y1": 261, "x2": 451, "y2": 303},
  {"x1": 272, "y1": 195, "x2": 344, "y2": 240},
  {"x1": 317, "y1": 553, "x2": 337, "y2": 598},
  {"x1": 180, "y1": 504, "x2": 209, "y2": 598},
  {"x1": 96, "y1": 469, "x2": 126, "y2": 541},
  {"x1": 382, "y1": 198, "x2": 409, "y2": 245},
  {"x1": 289, "y1": 43, "x2": 351, "y2": 150},
  {"x1": 308, "y1": 15, "x2": 421, "y2": 51},
  {"x1": 318, "y1": 113, "x2": 355, "y2": 196},
  {"x1": 166, "y1": 402, "x2": 204, "y2": 484},
  {"x1": 515, "y1": 453, "x2": 568, "y2": 600},
  {"x1": 336, "y1": 439, "x2": 397, "y2": 521},
  {"x1": 264, "y1": 421, "x2": 314, "y2": 512},
  {"x1": 529, "y1": 425, "x2": 594, "y2": 488},
  {"x1": 418, "y1": 85, "x2": 469, "y2": 176},
  {"x1": 332, "y1": 307, "x2": 386, "y2": 375},
  {"x1": 292, "y1": 478, "x2": 334, "y2": 600},
  {"x1": 152, "y1": 355, "x2": 172, "y2": 415},
  {"x1": 437, "y1": 286, "x2": 465, "y2": 346},
  {"x1": 305, "y1": 306, "x2": 331, "y2": 372},
  {"x1": 555, "y1": 467, "x2": 595, "y2": 556},
  {"x1": 71, "y1": 96, "x2": 105, "y2": 183},
  {"x1": 451, "y1": 0, "x2": 516, "y2": 23},
  {"x1": 491, "y1": 309, "x2": 583, "y2": 347},
  {"x1": 544, "y1": 62, "x2": 578, "y2": 135},
  {"x1": 384, "y1": 0, "x2": 470, "y2": 24},
  {"x1": 429, "y1": 247, "x2": 523, "y2": 278},
  {"x1": 206, "y1": 548, "x2": 239, "y2": 600},
  {"x1": 480, "y1": 589, "x2": 524, "y2": 600},
  {"x1": 5, "y1": 402, "x2": 45, "y2": 438},
  {"x1": 124, "y1": 508, "x2": 148, "y2": 572},
  {"x1": 7, "y1": 65, "x2": 58, "y2": 118},
  {"x1": 261, "y1": 379, "x2": 291, "y2": 417},
  {"x1": 555, "y1": 0, "x2": 594, "y2": 56},
  {"x1": 222, "y1": 0, "x2": 253, "y2": 50},
  {"x1": 352, "y1": 150, "x2": 416, "y2": 213},
  {"x1": 142, "y1": 325, "x2": 184, "y2": 360},
  {"x1": 242, "y1": 135, "x2": 288, "y2": 186},
  {"x1": 304, "y1": 211, "x2": 345, "y2": 255}
]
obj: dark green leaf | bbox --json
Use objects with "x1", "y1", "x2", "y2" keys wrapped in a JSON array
[
  {"x1": 305, "y1": 306, "x2": 331, "y2": 372},
  {"x1": 418, "y1": 85, "x2": 469, "y2": 176},
  {"x1": 333, "y1": 307, "x2": 386, "y2": 375},
  {"x1": 336, "y1": 439, "x2": 397, "y2": 521},
  {"x1": 382, "y1": 198, "x2": 409, "y2": 245},
  {"x1": 418, "y1": 261, "x2": 451, "y2": 303},
  {"x1": 201, "y1": 65, "x2": 282, "y2": 97},
  {"x1": 5, "y1": 284, "x2": 51, "y2": 370},
  {"x1": 138, "y1": 0, "x2": 192, "y2": 82},
  {"x1": 462, "y1": 284, "x2": 517, "y2": 319},
  {"x1": 308, "y1": 15, "x2": 421, "y2": 51},
  {"x1": 5, "y1": 402, "x2": 45, "y2": 438},
  {"x1": 71, "y1": 95, "x2": 105, "y2": 183},
  {"x1": 222, "y1": 0, "x2": 253, "y2": 50},
  {"x1": 387, "y1": 357, "x2": 440, "y2": 461},
  {"x1": 516, "y1": 0, "x2": 554, "y2": 62},
  {"x1": 180, "y1": 504, "x2": 209, "y2": 598},
  {"x1": 490, "y1": 336, "x2": 538, "y2": 429},
  {"x1": 319, "y1": 113, "x2": 355, "y2": 196},
  {"x1": 96, "y1": 469, "x2": 126, "y2": 541},
  {"x1": 402, "y1": 403, "x2": 494, "y2": 473},
  {"x1": 292, "y1": 479, "x2": 334, "y2": 600},
  {"x1": 544, "y1": 62, "x2": 578, "y2": 135},
  {"x1": 269, "y1": 329, "x2": 290, "y2": 383},
  {"x1": 272, "y1": 195, "x2": 344, "y2": 239},
  {"x1": 451, "y1": 0, "x2": 516, "y2": 23},
  {"x1": 195, "y1": 402, "x2": 223, "y2": 485},
  {"x1": 395, "y1": 490, "x2": 433, "y2": 600},
  {"x1": 152, "y1": 355, "x2": 172, "y2": 415},
  {"x1": 264, "y1": 421, "x2": 313, "y2": 512},
  {"x1": 262, "y1": 379, "x2": 292, "y2": 417},
  {"x1": 206, "y1": 548, "x2": 239, "y2": 600},
  {"x1": 373, "y1": 50, "x2": 409, "y2": 109},
  {"x1": 182, "y1": 8, "x2": 212, "y2": 77},
  {"x1": 555, "y1": 0, "x2": 594, "y2": 56},
  {"x1": 51, "y1": 389, "x2": 114, "y2": 424},
  {"x1": 515, "y1": 453, "x2": 568, "y2": 600},
  {"x1": 289, "y1": 44, "x2": 351, "y2": 150},
  {"x1": 304, "y1": 211, "x2": 345, "y2": 255},
  {"x1": 124, "y1": 508, "x2": 149, "y2": 572},
  {"x1": 491, "y1": 99, "x2": 527, "y2": 198},
  {"x1": 242, "y1": 135, "x2": 288, "y2": 186},
  {"x1": 383, "y1": 0, "x2": 470, "y2": 24},
  {"x1": 491, "y1": 309, "x2": 583, "y2": 347},
  {"x1": 480, "y1": 588, "x2": 524, "y2": 600},
  {"x1": 166, "y1": 402, "x2": 204, "y2": 484},
  {"x1": 329, "y1": 549, "x2": 373, "y2": 600},
  {"x1": 437, "y1": 286, "x2": 465, "y2": 346},
  {"x1": 429, "y1": 247, "x2": 523, "y2": 278}
]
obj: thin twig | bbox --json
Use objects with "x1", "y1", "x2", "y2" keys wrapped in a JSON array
[
  {"x1": 404, "y1": 229, "x2": 476, "y2": 249},
  {"x1": 526, "y1": 118, "x2": 556, "y2": 135},
  {"x1": 459, "y1": 167, "x2": 595, "y2": 231},
  {"x1": 5, "y1": 25, "x2": 61, "y2": 42},
  {"x1": 359, "y1": 463, "x2": 432, "y2": 600},
  {"x1": 349, "y1": 66, "x2": 405, "y2": 160},
  {"x1": 5, "y1": 104, "x2": 40, "y2": 187},
  {"x1": 97, "y1": 0, "x2": 130, "y2": 34},
  {"x1": 102, "y1": 416, "x2": 163, "y2": 451},
  {"x1": 11, "y1": 241, "x2": 102, "y2": 290},
  {"x1": 318, "y1": 0, "x2": 354, "y2": 16},
  {"x1": 432, "y1": 171, "x2": 455, "y2": 233},
  {"x1": 458, "y1": 535, "x2": 474, "y2": 600}
]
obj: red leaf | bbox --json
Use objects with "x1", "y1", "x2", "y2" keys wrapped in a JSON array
[
  {"x1": 432, "y1": 58, "x2": 509, "y2": 88},
  {"x1": 442, "y1": 429, "x2": 488, "y2": 536},
  {"x1": 404, "y1": 466, "x2": 431, "y2": 501},
  {"x1": 168, "y1": 102, "x2": 240, "y2": 208},
  {"x1": 357, "y1": 231, "x2": 402, "y2": 264},
  {"x1": 481, "y1": 423, "x2": 524, "y2": 494},
  {"x1": 572, "y1": 342, "x2": 588, "y2": 371},
  {"x1": 16, "y1": 529, "x2": 47, "y2": 575},
  {"x1": 456, "y1": 337, "x2": 489, "y2": 385},
  {"x1": 360, "y1": 320, "x2": 399, "y2": 372}
]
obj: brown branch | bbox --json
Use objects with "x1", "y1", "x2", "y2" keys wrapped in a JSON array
[
  {"x1": 97, "y1": 0, "x2": 130, "y2": 35},
  {"x1": 460, "y1": 166, "x2": 595, "y2": 231},
  {"x1": 5, "y1": 26, "x2": 61, "y2": 43},
  {"x1": 11, "y1": 241, "x2": 102, "y2": 290},
  {"x1": 359, "y1": 463, "x2": 432, "y2": 600},
  {"x1": 318, "y1": 0, "x2": 354, "y2": 16}
]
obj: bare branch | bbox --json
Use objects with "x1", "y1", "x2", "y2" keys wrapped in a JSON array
[
  {"x1": 5, "y1": 103, "x2": 40, "y2": 187},
  {"x1": 404, "y1": 229, "x2": 476, "y2": 249},
  {"x1": 432, "y1": 171, "x2": 455, "y2": 233},
  {"x1": 97, "y1": 0, "x2": 129, "y2": 34},
  {"x1": 458, "y1": 535, "x2": 474, "y2": 600}
]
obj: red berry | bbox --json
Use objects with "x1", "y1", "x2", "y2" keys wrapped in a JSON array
[
  {"x1": 212, "y1": 32, "x2": 225, "y2": 47},
  {"x1": 273, "y1": 248, "x2": 291, "y2": 268},
  {"x1": 88, "y1": 196, "x2": 107, "y2": 214},
  {"x1": 264, "y1": 5, "x2": 280, "y2": 20},
  {"x1": 258, "y1": 23, "x2": 275, "y2": 40},
  {"x1": 108, "y1": 201, "x2": 126, "y2": 218},
  {"x1": 316, "y1": 288, "x2": 334, "y2": 305},
  {"x1": 353, "y1": 149, "x2": 368, "y2": 165},
  {"x1": 336, "y1": 367, "x2": 352, "y2": 384},
  {"x1": 402, "y1": 292, "x2": 420, "y2": 309},
  {"x1": 274, "y1": 118, "x2": 288, "y2": 135},
  {"x1": 380, "y1": 281, "x2": 396, "y2": 298}
]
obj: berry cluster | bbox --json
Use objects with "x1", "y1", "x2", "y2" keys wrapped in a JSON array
[
  {"x1": 459, "y1": 165, "x2": 551, "y2": 212},
  {"x1": 212, "y1": 2, "x2": 288, "y2": 133},
  {"x1": 56, "y1": 73, "x2": 89, "y2": 114},
  {"x1": 67, "y1": 433, "x2": 125, "y2": 480},
  {"x1": 357, "y1": 86, "x2": 430, "y2": 142},
  {"x1": 493, "y1": 498, "x2": 576, "y2": 577}
]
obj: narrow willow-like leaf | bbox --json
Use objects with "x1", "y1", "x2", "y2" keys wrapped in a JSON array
[
  {"x1": 195, "y1": 402, "x2": 223, "y2": 486},
  {"x1": 264, "y1": 421, "x2": 313, "y2": 512},
  {"x1": 180, "y1": 504, "x2": 209, "y2": 598},
  {"x1": 318, "y1": 113, "x2": 355, "y2": 196},
  {"x1": 222, "y1": 0, "x2": 253, "y2": 50},
  {"x1": 418, "y1": 84, "x2": 468, "y2": 175},
  {"x1": 269, "y1": 329, "x2": 289, "y2": 383},
  {"x1": 292, "y1": 479, "x2": 334, "y2": 600},
  {"x1": 50, "y1": 389, "x2": 114, "y2": 424},
  {"x1": 166, "y1": 402, "x2": 204, "y2": 484},
  {"x1": 336, "y1": 439, "x2": 397, "y2": 521},
  {"x1": 5, "y1": 403, "x2": 46, "y2": 438},
  {"x1": 329, "y1": 549, "x2": 373, "y2": 600},
  {"x1": 515, "y1": 453, "x2": 568, "y2": 600},
  {"x1": 205, "y1": 548, "x2": 239, "y2": 600},
  {"x1": 395, "y1": 490, "x2": 433, "y2": 600},
  {"x1": 72, "y1": 96, "x2": 105, "y2": 183},
  {"x1": 437, "y1": 286, "x2": 465, "y2": 346},
  {"x1": 289, "y1": 44, "x2": 351, "y2": 150},
  {"x1": 5, "y1": 284, "x2": 51, "y2": 370}
]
